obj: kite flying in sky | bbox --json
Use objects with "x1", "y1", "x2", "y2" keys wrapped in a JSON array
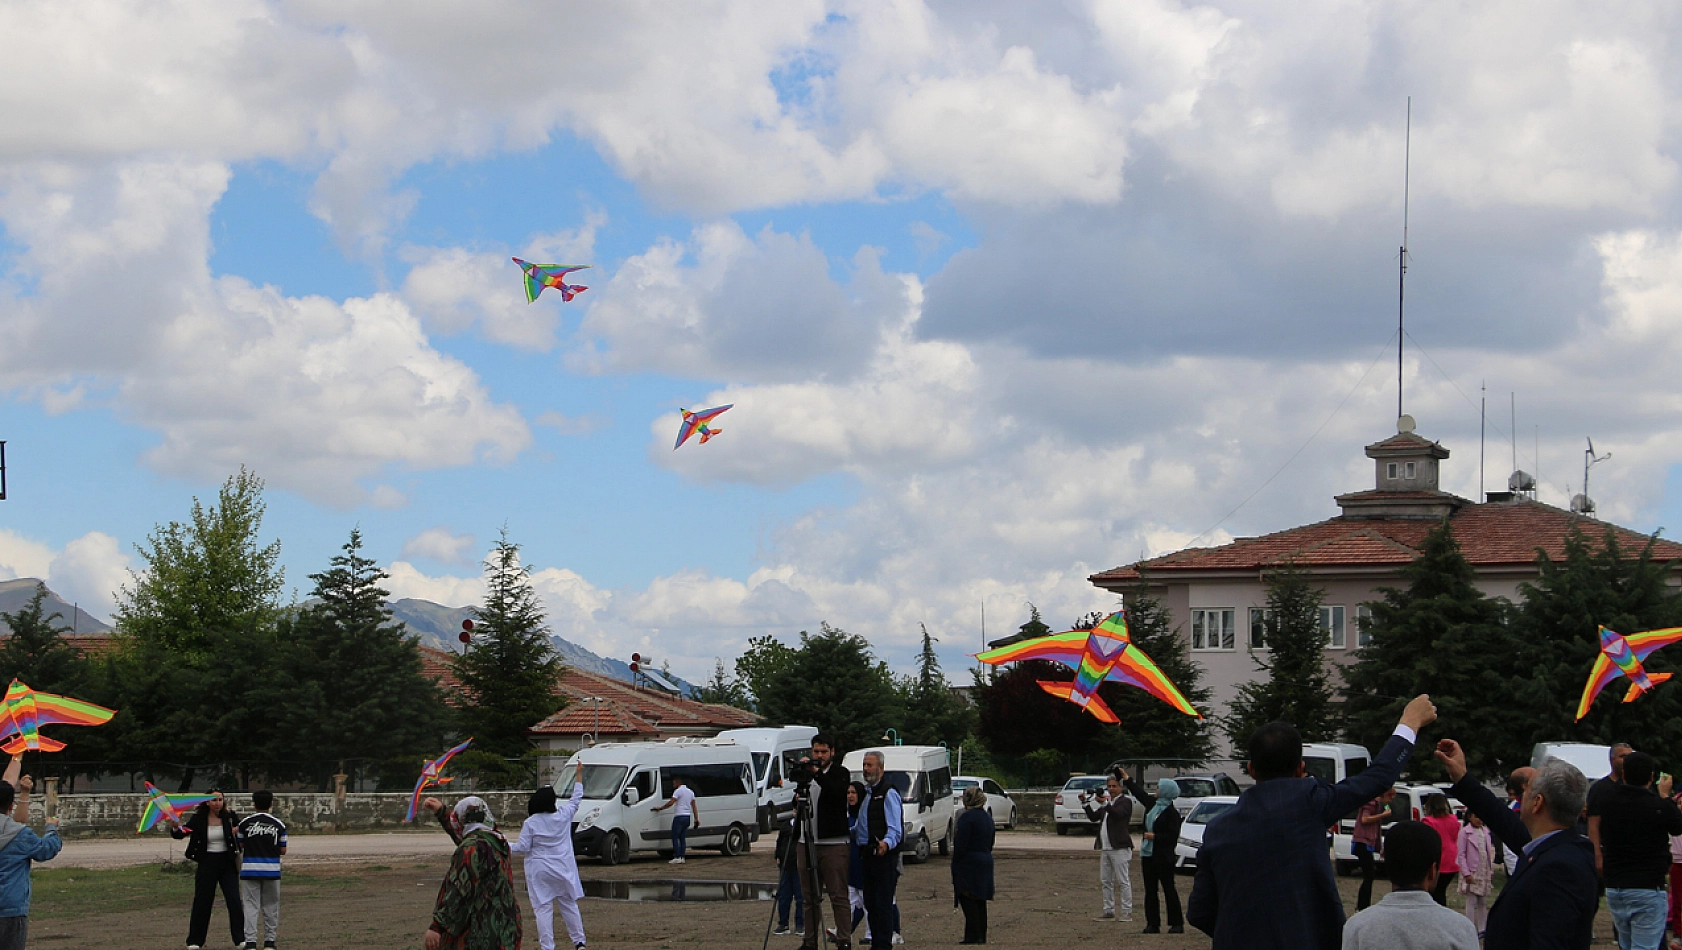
[
  {"x1": 513, "y1": 258, "x2": 591, "y2": 302},
  {"x1": 0, "y1": 679, "x2": 116, "y2": 754},
  {"x1": 406, "y1": 738, "x2": 473, "y2": 822},
  {"x1": 974, "y1": 611, "x2": 1200, "y2": 724},
  {"x1": 1574, "y1": 624, "x2": 1682, "y2": 720},
  {"x1": 137, "y1": 781, "x2": 216, "y2": 833},
  {"x1": 674, "y1": 405, "x2": 732, "y2": 450}
]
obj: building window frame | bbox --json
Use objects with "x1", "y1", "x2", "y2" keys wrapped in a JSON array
[
  {"x1": 1404, "y1": 461, "x2": 1417, "y2": 479},
  {"x1": 1248, "y1": 607, "x2": 1270, "y2": 649},
  {"x1": 1356, "y1": 605, "x2": 1374, "y2": 648},
  {"x1": 1320, "y1": 605, "x2": 1347, "y2": 649},
  {"x1": 1386, "y1": 462, "x2": 1399, "y2": 479},
  {"x1": 1191, "y1": 608, "x2": 1236, "y2": 652}
]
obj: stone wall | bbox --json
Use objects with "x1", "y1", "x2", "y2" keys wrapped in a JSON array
[{"x1": 38, "y1": 791, "x2": 534, "y2": 838}]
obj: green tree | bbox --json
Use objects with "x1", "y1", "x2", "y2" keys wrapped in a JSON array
[
  {"x1": 1103, "y1": 591, "x2": 1214, "y2": 766},
  {"x1": 755, "y1": 624, "x2": 902, "y2": 753},
  {"x1": 899, "y1": 625, "x2": 974, "y2": 746},
  {"x1": 0, "y1": 583, "x2": 90, "y2": 693},
  {"x1": 270, "y1": 529, "x2": 451, "y2": 788},
  {"x1": 734, "y1": 635, "x2": 797, "y2": 712},
  {"x1": 695, "y1": 658, "x2": 752, "y2": 709},
  {"x1": 1509, "y1": 527, "x2": 1682, "y2": 762},
  {"x1": 115, "y1": 468, "x2": 284, "y2": 657},
  {"x1": 1343, "y1": 521, "x2": 1521, "y2": 780},
  {"x1": 976, "y1": 658, "x2": 1104, "y2": 757},
  {"x1": 1223, "y1": 565, "x2": 1336, "y2": 748},
  {"x1": 452, "y1": 531, "x2": 564, "y2": 761}
]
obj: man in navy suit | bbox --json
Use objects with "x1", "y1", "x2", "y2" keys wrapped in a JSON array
[
  {"x1": 1186, "y1": 694, "x2": 1437, "y2": 950},
  {"x1": 1435, "y1": 738, "x2": 1598, "y2": 950}
]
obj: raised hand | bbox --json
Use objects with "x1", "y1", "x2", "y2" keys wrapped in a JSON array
[
  {"x1": 1400, "y1": 694, "x2": 1437, "y2": 732},
  {"x1": 1433, "y1": 739, "x2": 1468, "y2": 783},
  {"x1": 422, "y1": 797, "x2": 444, "y2": 814}
]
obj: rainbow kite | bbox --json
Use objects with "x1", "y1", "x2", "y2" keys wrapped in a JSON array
[
  {"x1": 406, "y1": 738, "x2": 473, "y2": 822},
  {"x1": 974, "y1": 611, "x2": 1200, "y2": 724},
  {"x1": 0, "y1": 679, "x2": 116, "y2": 754},
  {"x1": 513, "y1": 258, "x2": 590, "y2": 303},
  {"x1": 1575, "y1": 625, "x2": 1682, "y2": 721},
  {"x1": 137, "y1": 781, "x2": 216, "y2": 833},
  {"x1": 674, "y1": 405, "x2": 732, "y2": 450}
]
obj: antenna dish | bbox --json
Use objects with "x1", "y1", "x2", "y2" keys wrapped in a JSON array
[
  {"x1": 1508, "y1": 470, "x2": 1536, "y2": 492},
  {"x1": 1571, "y1": 494, "x2": 1595, "y2": 515},
  {"x1": 1397, "y1": 414, "x2": 1417, "y2": 434}
]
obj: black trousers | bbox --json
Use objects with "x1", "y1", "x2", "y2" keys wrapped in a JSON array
[
  {"x1": 957, "y1": 895, "x2": 987, "y2": 943},
  {"x1": 1430, "y1": 871, "x2": 1457, "y2": 906},
  {"x1": 188, "y1": 851, "x2": 244, "y2": 947},
  {"x1": 1141, "y1": 859, "x2": 1182, "y2": 929},
  {"x1": 1355, "y1": 842, "x2": 1379, "y2": 910},
  {"x1": 860, "y1": 851, "x2": 899, "y2": 950}
]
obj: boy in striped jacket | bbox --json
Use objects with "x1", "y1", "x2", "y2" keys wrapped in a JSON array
[{"x1": 236, "y1": 791, "x2": 287, "y2": 950}]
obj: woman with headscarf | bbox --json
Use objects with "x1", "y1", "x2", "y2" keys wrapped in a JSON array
[
  {"x1": 951, "y1": 786, "x2": 995, "y2": 944},
  {"x1": 1122, "y1": 768, "x2": 1185, "y2": 935},
  {"x1": 512, "y1": 763, "x2": 588, "y2": 950},
  {"x1": 421, "y1": 794, "x2": 523, "y2": 950}
]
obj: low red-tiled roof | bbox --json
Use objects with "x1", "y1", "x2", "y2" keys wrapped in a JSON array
[
  {"x1": 528, "y1": 699, "x2": 660, "y2": 737},
  {"x1": 552, "y1": 668, "x2": 757, "y2": 730},
  {"x1": 1092, "y1": 498, "x2": 1682, "y2": 583}
]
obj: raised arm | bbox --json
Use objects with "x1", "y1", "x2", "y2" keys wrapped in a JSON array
[
  {"x1": 555, "y1": 768, "x2": 586, "y2": 824},
  {"x1": 1437, "y1": 740, "x2": 1530, "y2": 851},
  {"x1": 423, "y1": 797, "x2": 463, "y2": 846},
  {"x1": 1121, "y1": 771, "x2": 1158, "y2": 810},
  {"x1": 1312, "y1": 695, "x2": 1434, "y2": 826}
]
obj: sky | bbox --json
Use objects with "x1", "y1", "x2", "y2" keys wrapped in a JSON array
[{"x1": 6, "y1": 0, "x2": 1682, "y2": 683}]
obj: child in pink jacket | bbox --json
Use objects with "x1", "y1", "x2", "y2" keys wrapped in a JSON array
[{"x1": 1457, "y1": 811, "x2": 1494, "y2": 934}]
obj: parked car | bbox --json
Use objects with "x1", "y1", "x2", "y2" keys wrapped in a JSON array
[
  {"x1": 950, "y1": 776, "x2": 1018, "y2": 828},
  {"x1": 1053, "y1": 775, "x2": 1111, "y2": 835},
  {"x1": 1165, "y1": 772, "x2": 1242, "y2": 817},
  {"x1": 1173, "y1": 795, "x2": 1239, "y2": 871}
]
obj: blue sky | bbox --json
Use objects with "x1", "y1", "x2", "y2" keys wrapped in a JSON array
[{"x1": 6, "y1": 1, "x2": 1682, "y2": 682}]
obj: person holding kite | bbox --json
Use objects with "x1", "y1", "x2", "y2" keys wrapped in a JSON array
[
  {"x1": 0, "y1": 772, "x2": 60, "y2": 950},
  {"x1": 510, "y1": 763, "x2": 590, "y2": 950},
  {"x1": 1122, "y1": 768, "x2": 1185, "y2": 934},
  {"x1": 171, "y1": 790, "x2": 245, "y2": 950},
  {"x1": 421, "y1": 795, "x2": 522, "y2": 950}
]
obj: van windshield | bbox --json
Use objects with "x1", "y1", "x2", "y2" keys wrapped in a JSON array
[
  {"x1": 752, "y1": 753, "x2": 770, "y2": 782},
  {"x1": 576, "y1": 765, "x2": 630, "y2": 800},
  {"x1": 1303, "y1": 757, "x2": 1336, "y2": 783}
]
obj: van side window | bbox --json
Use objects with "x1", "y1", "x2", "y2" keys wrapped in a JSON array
[
  {"x1": 662, "y1": 763, "x2": 754, "y2": 798},
  {"x1": 928, "y1": 767, "x2": 952, "y2": 798},
  {"x1": 1346, "y1": 758, "x2": 1368, "y2": 778},
  {"x1": 983, "y1": 780, "x2": 1004, "y2": 797},
  {"x1": 629, "y1": 770, "x2": 656, "y2": 802},
  {"x1": 767, "y1": 757, "x2": 782, "y2": 787}
]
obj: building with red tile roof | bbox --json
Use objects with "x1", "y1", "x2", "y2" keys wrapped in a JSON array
[{"x1": 1089, "y1": 425, "x2": 1682, "y2": 741}]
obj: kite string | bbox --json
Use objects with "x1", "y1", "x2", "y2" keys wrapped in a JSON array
[{"x1": 1180, "y1": 331, "x2": 1398, "y2": 551}]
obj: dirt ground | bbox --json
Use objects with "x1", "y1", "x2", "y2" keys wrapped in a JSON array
[{"x1": 29, "y1": 838, "x2": 1625, "y2": 949}]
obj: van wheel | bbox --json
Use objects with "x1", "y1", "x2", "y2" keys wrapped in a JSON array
[
  {"x1": 721, "y1": 824, "x2": 749, "y2": 857},
  {"x1": 907, "y1": 832, "x2": 931, "y2": 864},
  {"x1": 938, "y1": 823, "x2": 951, "y2": 856},
  {"x1": 600, "y1": 830, "x2": 628, "y2": 866}
]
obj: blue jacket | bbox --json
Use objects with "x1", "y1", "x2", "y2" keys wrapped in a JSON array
[
  {"x1": 1187, "y1": 731, "x2": 1414, "y2": 950},
  {"x1": 0, "y1": 817, "x2": 62, "y2": 918},
  {"x1": 1450, "y1": 775, "x2": 1597, "y2": 950}
]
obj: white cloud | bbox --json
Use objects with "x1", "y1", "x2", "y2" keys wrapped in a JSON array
[
  {"x1": 401, "y1": 528, "x2": 477, "y2": 566},
  {"x1": 0, "y1": 529, "x2": 130, "y2": 621}
]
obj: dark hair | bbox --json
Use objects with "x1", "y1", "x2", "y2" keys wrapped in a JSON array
[
  {"x1": 847, "y1": 781, "x2": 868, "y2": 818},
  {"x1": 252, "y1": 790, "x2": 274, "y2": 811},
  {"x1": 528, "y1": 786, "x2": 558, "y2": 817},
  {"x1": 812, "y1": 734, "x2": 836, "y2": 751},
  {"x1": 1424, "y1": 794, "x2": 1452, "y2": 819},
  {"x1": 0, "y1": 781, "x2": 15, "y2": 814},
  {"x1": 1247, "y1": 722, "x2": 1304, "y2": 781},
  {"x1": 1624, "y1": 751, "x2": 1658, "y2": 787},
  {"x1": 1383, "y1": 821, "x2": 1442, "y2": 888},
  {"x1": 196, "y1": 788, "x2": 225, "y2": 818}
]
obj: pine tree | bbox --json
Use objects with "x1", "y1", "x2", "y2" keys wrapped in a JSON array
[
  {"x1": 756, "y1": 624, "x2": 902, "y2": 753},
  {"x1": 0, "y1": 583, "x2": 89, "y2": 692},
  {"x1": 451, "y1": 530, "x2": 564, "y2": 760},
  {"x1": 696, "y1": 658, "x2": 751, "y2": 709},
  {"x1": 270, "y1": 529, "x2": 451, "y2": 788},
  {"x1": 1223, "y1": 565, "x2": 1336, "y2": 747},
  {"x1": 900, "y1": 625, "x2": 974, "y2": 746},
  {"x1": 1343, "y1": 521, "x2": 1520, "y2": 779}
]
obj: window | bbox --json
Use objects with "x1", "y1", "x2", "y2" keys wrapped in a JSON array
[
  {"x1": 1248, "y1": 607, "x2": 1270, "y2": 649},
  {"x1": 1356, "y1": 605, "x2": 1373, "y2": 648},
  {"x1": 751, "y1": 752, "x2": 770, "y2": 781},
  {"x1": 578, "y1": 765, "x2": 632, "y2": 801},
  {"x1": 661, "y1": 762, "x2": 753, "y2": 798},
  {"x1": 983, "y1": 780, "x2": 1005, "y2": 797},
  {"x1": 767, "y1": 756, "x2": 781, "y2": 788},
  {"x1": 1320, "y1": 605, "x2": 1346, "y2": 648},
  {"x1": 1303, "y1": 756, "x2": 1336, "y2": 782},
  {"x1": 1386, "y1": 462, "x2": 1398, "y2": 479},
  {"x1": 1404, "y1": 461, "x2": 1417, "y2": 479},
  {"x1": 1192, "y1": 608, "x2": 1236, "y2": 651}
]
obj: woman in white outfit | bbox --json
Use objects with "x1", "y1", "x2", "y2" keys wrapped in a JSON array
[{"x1": 512, "y1": 763, "x2": 588, "y2": 950}]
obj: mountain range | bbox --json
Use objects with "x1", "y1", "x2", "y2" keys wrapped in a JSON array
[{"x1": 0, "y1": 579, "x2": 690, "y2": 693}]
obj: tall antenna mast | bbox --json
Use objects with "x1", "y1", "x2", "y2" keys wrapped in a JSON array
[
  {"x1": 1479, "y1": 382, "x2": 1486, "y2": 502},
  {"x1": 1398, "y1": 97, "x2": 1411, "y2": 423}
]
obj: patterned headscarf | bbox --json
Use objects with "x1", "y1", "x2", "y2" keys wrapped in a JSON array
[
  {"x1": 1142, "y1": 779, "x2": 1179, "y2": 858},
  {"x1": 962, "y1": 786, "x2": 987, "y2": 810},
  {"x1": 454, "y1": 796, "x2": 497, "y2": 837}
]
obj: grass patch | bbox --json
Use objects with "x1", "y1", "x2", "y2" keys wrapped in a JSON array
[{"x1": 29, "y1": 864, "x2": 370, "y2": 921}]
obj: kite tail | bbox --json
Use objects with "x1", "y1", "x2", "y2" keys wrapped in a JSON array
[
  {"x1": 1, "y1": 735, "x2": 62, "y2": 754},
  {"x1": 700, "y1": 428, "x2": 721, "y2": 442},
  {"x1": 1035, "y1": 680, "x2": 1121, "y2": 724},
  {"x1": 1626, "y1": 673, "x2": 1672, "y2": 702}
]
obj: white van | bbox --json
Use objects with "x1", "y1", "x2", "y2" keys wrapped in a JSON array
[
  {"x1": 1532, "y1": 742, "x2": 1612, "y2": 780},
  {"x1": 717, "y1": 726, "x2": 818, "y2": 833},
  {"x1": 563, "y1": 737, "x2": 760, "y2": 865},
  {"x1": 842, "y1": 745, "x2": 956, "y2": 865}
]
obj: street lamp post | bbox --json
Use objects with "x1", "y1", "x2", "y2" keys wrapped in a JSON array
[{"x1": 881, "y1": 728, "x2": 901, "y2": 747}]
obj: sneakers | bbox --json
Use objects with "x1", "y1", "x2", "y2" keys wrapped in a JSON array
[
  {"x1": 1120, "y1": 913, "x2": 1133, "y2": 922},
  {"x1": 669, "y1": 857, "x2": 685, "y2": 865},
  {"x1": 1094, "y1": 913, "x2": 1115, "y2": 921},
  {"x1": 773, "y1": 926, "x2": 792, "y2": 936},
  {"x1": 892, "y1": 935, "x2": 904, "y2": 946},
  {"x1": 576, "y1": 944, "x2": 587, "y2": 950}
]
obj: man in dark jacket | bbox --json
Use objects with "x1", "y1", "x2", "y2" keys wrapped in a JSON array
[
  {"x1": 1186, "y1": 693, "x2": 1436, "y2": 950},
  {"x1": 1435, "y1": 738, "x2": 1599, "y2": 950},
  {"x1": 1595, "y1": 750, "x2": 1682, "y2": 950},
  {"x1": 1081, "y1": 770, "x2": 1133, "y2": 921},
  {"x1": 796, "y1": 735, "x2": 855, "y2": 950}
]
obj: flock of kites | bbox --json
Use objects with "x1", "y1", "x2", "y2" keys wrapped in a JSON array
[{"x1": 513, "y1": 257, "x2": 732, "y2": 450}]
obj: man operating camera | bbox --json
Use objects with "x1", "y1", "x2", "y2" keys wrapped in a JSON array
[{"x1": 794, "y1": 735, "x2": 856, "y2": 950}]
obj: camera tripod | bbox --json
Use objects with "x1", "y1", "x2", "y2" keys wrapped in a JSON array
[{"x1": 759, "y1": 790, "x2": 831, "y2": 950}]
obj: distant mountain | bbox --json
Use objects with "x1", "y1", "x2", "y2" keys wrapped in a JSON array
[
  {"x1": 0, "y1": 579, "x2": 110, "y2": 635},
  {"x1": 386, "y1": 598, "x2": 695, "y2": 694}
]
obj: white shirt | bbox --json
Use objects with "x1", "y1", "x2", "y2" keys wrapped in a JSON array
[
  {"x1": 206, "y1": 821, "x2": 228, "y2": 853},
  {"x1": 511, "y1": 783, "x2": 586, "y2": 903},
  {"x1": 670, "y1": 785, "x2": 697, "y2": 817}
]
